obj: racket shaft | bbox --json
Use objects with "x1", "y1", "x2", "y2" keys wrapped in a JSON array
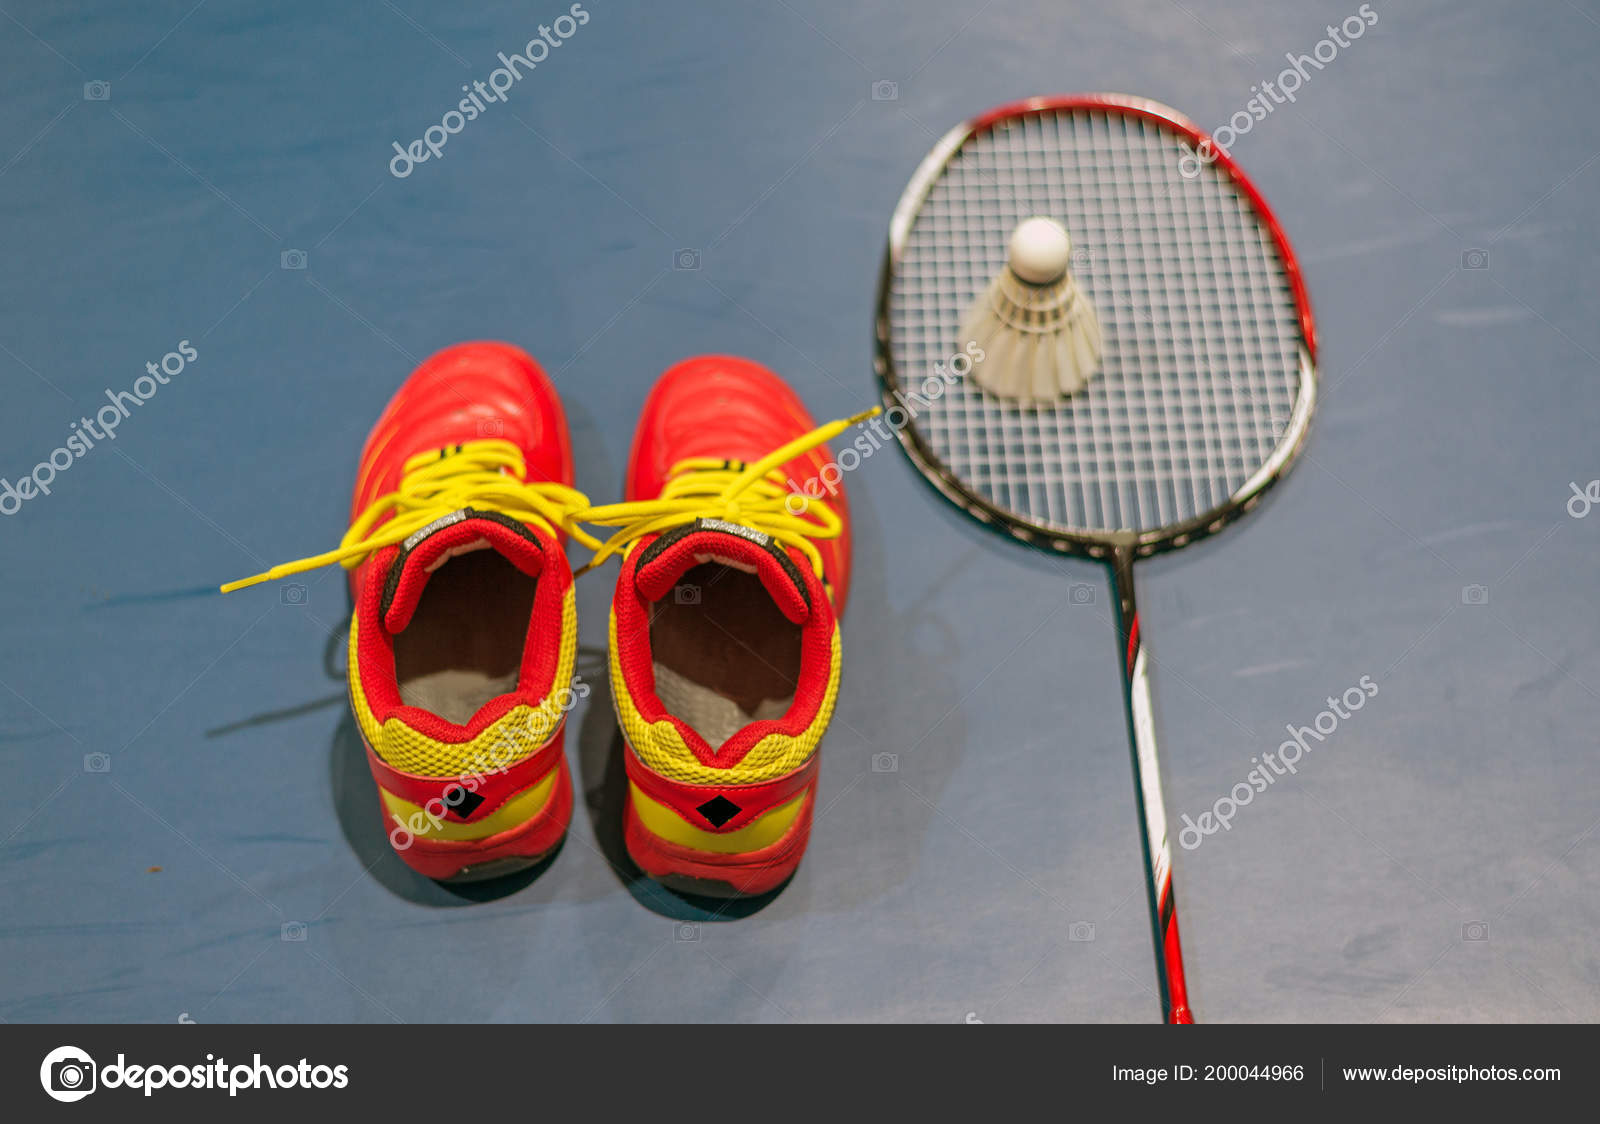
[{"x1": 1112, "y1": 556, "x2": 1194, "y2": 1023}]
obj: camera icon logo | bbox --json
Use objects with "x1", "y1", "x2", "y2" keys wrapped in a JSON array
[
  {"x1": 1068, "y1": 583, "x2": 1095, "y2": 605},
  {"x1": 871, "y1": 752, "x2": 899, "y2": 773},
  {"x1": 1461, "y1": 248, "x2": 1489, "y2": 270},
  {"x1": 280, "y1": 582, "x2": 307, "y2": 606},
  {"x1": 1462, "y1": 920, "x2": 1489, "y2": 942},
  {"x1": 674, "y1": 584, "x2": 701, "y2": 605},
  {"x1": 40, "y1": 1046, "x2": 97, "y2": 1102},
  {"x1": 871, "y1": 80, "x2": 899, "y2": 101},
  {"x1": 83, "y1": 81, "x2": 111, "y2": 101},
  {"x1": 1461, "y1": 584, "x2": 1489, "y2": 606},
  {"x1": 1068, "y1": 921, "x2": 1096, "y2": 942},
  {"x1": 477, "y1": 417, "x2": 505, "y2": 438},
  {"x1": 280, "y1": 249, "x2": 309, "y2": 270},
  {"x1": 674, "y1": 922, "x2": 700, "y2": 943},
  {"x1": 673, "y1": 248, "x2": 701, "y2": 271},
  {"x1": 83, "y1": 752, "x2": 111, "y2": 774},
  {"x1": 281, "y1": 921, "x2": 308, "y2": 942}
]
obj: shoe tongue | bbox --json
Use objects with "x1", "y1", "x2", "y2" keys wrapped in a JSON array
[
  {"x1": 379, "y1": 507, "x2": 548, "y2": 635},
  {"x1": 632, "y1": 518, "x2": 812, "y2": 624}
]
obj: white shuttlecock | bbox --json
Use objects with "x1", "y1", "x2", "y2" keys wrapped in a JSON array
[{"x1": 958, "y1": 216, "x2": 1102, "y2": 403}]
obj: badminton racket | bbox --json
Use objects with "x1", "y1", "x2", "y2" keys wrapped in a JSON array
[{"x1": 874, "y1": 94, "x2": 1317, "y2": 1023}]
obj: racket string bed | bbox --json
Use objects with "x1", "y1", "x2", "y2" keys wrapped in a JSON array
[{"x1": 888, "y1": 108, "x2": 1303, "y2": 538}]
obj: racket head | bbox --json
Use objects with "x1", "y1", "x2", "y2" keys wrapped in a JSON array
[{"x1": 875, "y1": 93, "x2": 1317, "y2": 561}]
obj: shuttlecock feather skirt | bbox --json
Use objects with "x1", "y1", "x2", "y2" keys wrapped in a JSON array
[{"x1": 958, "y1": 268, "x2": 1103, "y2": 404}]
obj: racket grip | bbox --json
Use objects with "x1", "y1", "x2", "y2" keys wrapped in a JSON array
[{"x1": 1162, "y1": 901, "x2": 1195, "y2": 1024}]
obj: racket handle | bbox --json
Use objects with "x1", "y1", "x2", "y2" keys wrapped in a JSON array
[
  {"x1": 1111, "y1": 551, "x2": 1196, "y2": 1024},
  {"x1": 1164, "y1": 905, "x2": 1195, "y2": 1023}
]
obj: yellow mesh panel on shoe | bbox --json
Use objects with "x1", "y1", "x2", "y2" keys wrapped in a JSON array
[
  {"x1": 609, "y1": 610, "x2": 841, "y2": 785},
  {"x1": 350, "y1": 586, "x2": 578, "y2": 777}
]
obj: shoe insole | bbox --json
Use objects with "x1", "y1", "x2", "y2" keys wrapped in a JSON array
[
  {"x1": 648, "y1": 562, "x2": 801, "y2": 748},
  {"x1": 394, "y1": 549, "x2": 538, "y2": 725}
]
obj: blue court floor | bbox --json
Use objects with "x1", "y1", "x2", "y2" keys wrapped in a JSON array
[{"x1": 2, "y1": 0, "x2": 1598, "y2": 1022}]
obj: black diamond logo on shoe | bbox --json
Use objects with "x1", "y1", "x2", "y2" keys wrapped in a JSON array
[
  {"x1": 442, "y1": 784, "x2": 485, "y2": 819},
  {"x1": 696, "y1": 795, "x2": 741, "y2": 828}
]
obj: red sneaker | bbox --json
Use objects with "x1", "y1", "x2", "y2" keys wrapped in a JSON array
[
  {"x1": 223, "y1": 342, "x2": 592, "y2": 882},
  {"x1": 578, "y1": 356, "x2": 873, "y2": 896}
]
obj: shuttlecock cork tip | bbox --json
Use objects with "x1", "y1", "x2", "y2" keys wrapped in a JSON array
[{"x1": 1007, "y1": 216, "x2": 1071, "y2": 285}]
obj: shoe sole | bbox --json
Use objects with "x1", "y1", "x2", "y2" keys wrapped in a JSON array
[{"x1": 436, "y1": 852, "x2": 552, "y2": 884}]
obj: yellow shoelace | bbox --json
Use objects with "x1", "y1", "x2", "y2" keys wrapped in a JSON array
[
  {"x1": 219, "y1": 408, "x2": 881, "y2": 594},
  {"x1": 570, "y1": 406, "x2": 881, "y2": 580},
  {"x1": 219, "y1": 440, "x2": 598, "y2": 593}
]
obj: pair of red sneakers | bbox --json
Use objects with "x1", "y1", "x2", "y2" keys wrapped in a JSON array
[{"x1": 225, "y1": 343, "x2": 865, "y2": 896}]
